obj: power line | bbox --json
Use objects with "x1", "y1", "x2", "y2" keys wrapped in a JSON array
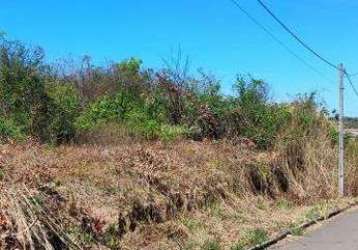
[
  {"x1": 256, "y1": 0, "x2": 339, "y2": 71},
  {"x1": 228, "y1": 0, "x2": 334, "y2": 82},
  {"x1": 229, "y1": 0, "x2": 355, "y2": 196},
  {"x1": 229, "y1": 0, "x2": 358, "y2": 99},
  {"x1": 345, "y1": 71, "x2": 358, "y2": 97},
  {"x1": 348, "y1": 72, "x2": 358, "y2": 77}
]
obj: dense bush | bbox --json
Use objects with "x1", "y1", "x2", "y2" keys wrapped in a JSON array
[
  {"x1": 280, "y1": 93, "x2": 331, "y2": 141},
  {"x1": 0, "y1": 117, "x2": 23, "y2": 142},
  {"x1": 224, "y1": 76, "x2": 291, "y2": 149},
  {"x1": 0, "y1": 36, "x2": 337, "y2": 146},
  {"x1": 0, "y1": 37, "x2": 51, "y2": 140},
  {"x1": 45, "y1": 83, "x2": 80, "y2": 143}
]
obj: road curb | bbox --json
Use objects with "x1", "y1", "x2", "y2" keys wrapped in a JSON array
[{"x1": 247, "y1": 201, "x2": 358, "y2": 250}]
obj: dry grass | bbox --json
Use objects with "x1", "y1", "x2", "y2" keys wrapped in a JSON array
[{"x1": 0, "y1": 137, "x2": 357, "y2": 249}]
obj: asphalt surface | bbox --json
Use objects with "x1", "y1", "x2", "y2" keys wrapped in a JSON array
[{"x1": 270, "y1": 208, "x2": 358, "y2": 250}]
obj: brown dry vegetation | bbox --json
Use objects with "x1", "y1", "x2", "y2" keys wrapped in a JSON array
[
  {"x1": 0, "y1": 134, "x2": 358, "y2": 250},
  {"x1": 1, "y1": 34, "x2": 358, "y2": 250}
]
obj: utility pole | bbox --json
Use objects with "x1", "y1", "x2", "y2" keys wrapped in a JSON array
[{"x1": 338, "y1": 63, "x2": 345, "y2": 196}]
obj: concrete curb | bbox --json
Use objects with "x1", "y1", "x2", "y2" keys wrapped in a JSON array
[{"x1": 247, "y1": 201, "x2": 358, "y2": 250}]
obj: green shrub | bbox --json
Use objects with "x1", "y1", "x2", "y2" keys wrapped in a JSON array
[
  {"x1": 158, "y1": 124, "x2": 189, "y2": 141},
  {"x1": 226, "y1": 76, "x2": 291, "y2": 148},
  {"x1": 75, "y1": 89, "x2": 187, "y2": 141},
  {"x1": 125, "y1": 110, "x2": 188, "y2": 141},
  {"x1": 279, "y1": 93, "x2": 331, "y2": 144},
  {"x1": 46, "y1": 83, "x2": 80, "y2": 143},
  {"x1": 201, "y1": 239, "x2": 221, "y2": 250},
  {"x1": 230, "y1": 228, "x2": 269, "y2": 249},
  {"x1": 0, "y1": 39, "x2": 49, "y2": 138},
  {"x1": 244, "y1": 228, "x2": 269, "y2": 246},
  {"x1": 129, "y1": 118, "x2": 161, "y2": 140},
  {"x1": 0, "y1": 35, "x2": 337, "y2": 146},
  {"x1": 0, "y1": 117, "x2": 24, "y2": 142},
  {"x1": 230, "y1": 243, "x2": 244, "y2": 250},
  {"x1": 76, "y1": 91, "x2": 143, "y2": 129},
  {"x1": 240, "y1": 104, "x2": 291, "y2": 149},
  {"x1": 76, "y1": 96, "x2": 121, "y2": 130},
  {"x1": 329, "y1": 126, "x2": 339, "y2": 144},
  {"x1": 289, "y1": 223, "x2": 304, "y2": 236}
]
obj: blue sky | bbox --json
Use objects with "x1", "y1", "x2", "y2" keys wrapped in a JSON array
[{"x1": 1, "y1": 0, "x2": 358, "y2": 115}]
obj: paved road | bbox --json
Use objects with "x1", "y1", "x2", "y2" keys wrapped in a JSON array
[{"x1": 270, "y1": 208, "x2": 358, "y2": 250}]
